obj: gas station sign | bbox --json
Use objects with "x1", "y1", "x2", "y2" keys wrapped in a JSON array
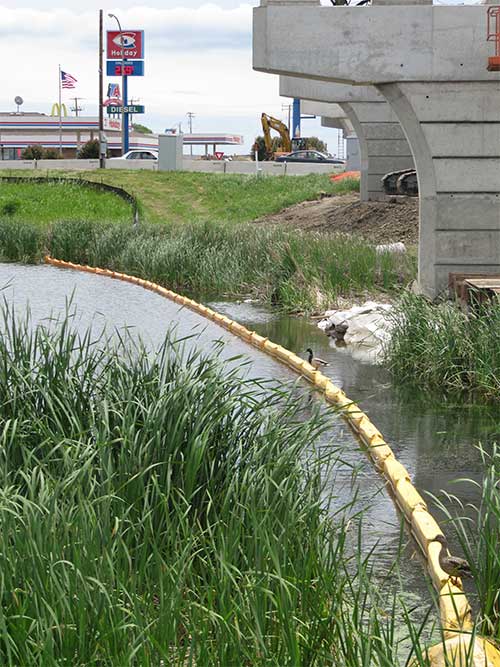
[
  {"x1": 106, "y1": 30, "x2": 144, "y2": 60},
  {"x1": 106, "y1": 60, "x2": 144, "y2": 77},
  {"x1": 106, "y1": 105, "x2": 145, "y2": 115}
]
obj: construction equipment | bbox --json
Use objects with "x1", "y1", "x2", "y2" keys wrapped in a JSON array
[
  {"x1": 261, "y1": 113, "x2": 292, "y2": 159},
  {"x1": 382, "y1": 169, "x2": 418, "y2": 197},
  {"x1": 260, "y1": 113, "x2": 310, "y2": 159}
]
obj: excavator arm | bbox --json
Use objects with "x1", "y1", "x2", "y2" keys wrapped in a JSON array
[{"x1": 261, "y1": 113, "x2": 292, "y2": 159}]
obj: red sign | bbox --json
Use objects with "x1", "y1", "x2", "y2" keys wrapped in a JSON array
[
  {"x1": 106, "y1": 30, "x2": 144, "y2": 60},
  {"x1": 214, "y1": 152, "x2": 224, "y2": 160}
]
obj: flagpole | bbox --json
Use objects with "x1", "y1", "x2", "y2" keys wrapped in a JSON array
[{"x1": 58, "y1": 64, "x2": 62, "y2": 156}]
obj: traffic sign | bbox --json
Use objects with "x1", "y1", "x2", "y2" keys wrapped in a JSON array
[
  {"x1": 107, "y1": 60, "x2": 144, "y2": 77},
  {"x1": 214, "y1": 152, "x2": 224, "y2": 160},
  {"x1": 107, "y1": 30, "x2": 144, "y2": 60},
  {"x1": 106, "y1": 105, "x2": 145, "y2": 114}
]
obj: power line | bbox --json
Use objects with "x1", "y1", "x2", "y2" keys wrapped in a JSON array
[{"x1": 70, "y1": 97, "x2": 84, "y2": 117}]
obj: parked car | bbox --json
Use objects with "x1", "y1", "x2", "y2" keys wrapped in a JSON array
[
  {"x1": 275, "y1": 150, "x2": 345, "y2": 164},
  {"x1": 109, "y1": 149, "x2": 158, "y2": 161}
]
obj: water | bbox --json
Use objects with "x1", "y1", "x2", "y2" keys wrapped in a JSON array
[{"x1": 0, "y1": 263, "x2": 493, "y2": 623}]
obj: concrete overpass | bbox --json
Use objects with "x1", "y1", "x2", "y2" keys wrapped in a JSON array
[{"x1": 254, "y1": 0, "x2": 500, "y2": 297}]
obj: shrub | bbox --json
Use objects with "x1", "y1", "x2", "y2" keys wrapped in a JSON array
[
  {"x1": 42, "y1": 147, "x2": 60, "y2": 159},
  {"x1": 21, "y1": 145, "x2": 44, "y2": 160},
  {"x1": 77, "y1": 139, "x2": 100, "y2": 159}
]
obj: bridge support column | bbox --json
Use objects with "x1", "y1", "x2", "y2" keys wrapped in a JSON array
[{"x1": 379, "y1": 82, "x2": 500, "y2": 298}]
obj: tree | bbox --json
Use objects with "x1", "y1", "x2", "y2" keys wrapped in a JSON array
[
  {"x1": 43, "y1": 148, "x2": 61, "y2": 159},
  {"x1": 304, "y1": 136, "x2": 328, "y2": 153},
  {"x1": 251, "y1": 135, "x2": 283, "y2": 161},
  {"x1": 21, "y1": 145, "x2": 44, "y2": 160},
  {"x1": 77, "y1": 139, "x2": 100, "y2": 159},
  {"x1": 132, "y1": 123, "x2": 153, "y2": 134}
]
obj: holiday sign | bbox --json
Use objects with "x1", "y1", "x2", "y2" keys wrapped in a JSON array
[{"x1": 106, "y1": 30, "x2": 144, "y2": 60}]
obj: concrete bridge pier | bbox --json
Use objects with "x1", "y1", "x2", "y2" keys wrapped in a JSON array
[
  {"x1": 281, "y1": 79, "x2": 414, "y2": 202},
  {"x1": 379, "y1": 81, "x2": 500, "y2": 296}
]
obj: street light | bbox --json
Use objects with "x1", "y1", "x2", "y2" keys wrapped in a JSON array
[{"x1": 108, "y1": 13, "x2": 126, "y2": 155}]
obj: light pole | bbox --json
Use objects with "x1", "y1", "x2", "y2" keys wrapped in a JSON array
[
  {"x1": 187, "y1": 112, "x2": 195, "y2": 156},
  {"x1": 108, "y1": 13, "x2": 126, "y2": 155}
]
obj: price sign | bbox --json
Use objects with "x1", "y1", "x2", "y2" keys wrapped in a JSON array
[{"x1": 106, "y1": 60, "x2": 144, "y2": 77}]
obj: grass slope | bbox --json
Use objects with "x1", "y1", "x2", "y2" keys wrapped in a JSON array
[
  {"x1": 0, "y1": 181, "x2": 132, "y2": 226},
  {"x1": 0, "y1": 169, "x2": 358, "y2": 225}
]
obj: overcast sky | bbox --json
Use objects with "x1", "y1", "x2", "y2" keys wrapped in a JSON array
[{"x1": 0, "y1": 0, "x2": 480, "y2": 154}]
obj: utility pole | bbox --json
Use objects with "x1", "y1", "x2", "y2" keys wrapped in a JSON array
[
  {"x1": 129, "y1": 97, "x2": 140, "y2": 129},
  {"x1": 98, "y1": 9, "x2": 105, "y2": 168},
  {"x1": 70, "y1": 97, "x2": 84, "y2": 116},
  {"x1": 281, "y1": 103, "x2": 292, "y2": 134},
  {"x1": 187, "y1": 112, "x2": 195, "y2": 156}
]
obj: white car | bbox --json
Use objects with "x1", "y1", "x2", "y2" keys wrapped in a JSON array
[{"x1": 109, "y1": 149, "x2": 158, "y2": 161}]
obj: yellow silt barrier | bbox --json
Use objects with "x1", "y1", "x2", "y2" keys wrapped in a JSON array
[
  {"x1": 383, "y1": 458, "x2": 411, "y2": 489},
  {"x1": 411, "y1": 510, "x2": 443, "y2": 552},
  {"x1": 394, "y1": 478, "x2": 427, "y2": 516},
  {"x1": 438, "y1": 582, "x2": 473, "y2": 634},
  {"x1": 313, "y1": 373, "x2": 330, "y2": 390},
  {"x1": 249, "y1": 333, "x2": 267, "y2": 348},
  {"x1": 273, "y1": 345, "x2": 293, "y2": 363},
  {"x1": 44, "y1": 256, "x2": 494, "y2": 660},
  {"x1": 235, "y1": 325, "x2": 255, "y2": 342},
  {"x1": 263, "y1": 340, "x2": 279, "y2": 354},
  {"x1": 368, "y1": 445, "x2": 394, "y2": 468}
]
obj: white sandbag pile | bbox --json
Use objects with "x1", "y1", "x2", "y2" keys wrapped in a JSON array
[{"x1": 318, "y1": 301, "x2": 394, "y2": 359}]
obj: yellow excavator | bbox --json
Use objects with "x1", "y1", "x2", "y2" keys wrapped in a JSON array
[
  {"x1": 261, "y1": 112, "x2": 310, "y2": 160},
  {"x1": 261, "y1": 113, "x2": 292, "y2": 159}
]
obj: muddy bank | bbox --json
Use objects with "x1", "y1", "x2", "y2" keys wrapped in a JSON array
[{"x1": 253, "y1": 194, "x2": 419, "y2": 245}]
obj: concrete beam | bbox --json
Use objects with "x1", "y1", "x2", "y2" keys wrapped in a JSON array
[
  {"x1": 254, "y1": 5, "x2": 498, "y2": 84},
  {"x1": 280, "y1": 77, "x2": 382, "y2": 103},
  {"x1": 301, "y1": 100, "x2": 344, "y2": 119}
]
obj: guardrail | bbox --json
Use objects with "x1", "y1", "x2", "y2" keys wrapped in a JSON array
[
  {"x1": 0, "y1": 159, "x2": 344, "y2": 176},
  {"x1": 42, "y1": 256, "x2": 500, "y2": 665}
]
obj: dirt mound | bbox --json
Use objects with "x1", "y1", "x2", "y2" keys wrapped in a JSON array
[{"x1": 253, "y1": 194, "x2": 419, "y2": 245}]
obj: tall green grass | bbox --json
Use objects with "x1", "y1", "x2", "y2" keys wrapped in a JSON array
[
  {"x1": 384, "y1": 293, "x2": 500, "y2": 401},
  {"x1": 0, "y1": 218, "x2": 415, "y2": 311},
  {"x1": 433, "y1": 446, "x2": 500, "y2": 643},
  {"x1": 0, "y1": 305, "x2": 448, "y2": 665}
]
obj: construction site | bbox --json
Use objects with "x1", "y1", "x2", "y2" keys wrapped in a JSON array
[
  {"x1": 254, "y1": 0, "x2": 500, "y2": 300},
  {"x1": 2, "y1": 2, "x2": 500, "y2": 664}
]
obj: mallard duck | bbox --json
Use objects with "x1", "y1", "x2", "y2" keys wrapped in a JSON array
[
  {"x1": 306, "y1": 348, "x2": 329, "y2": 370},
  {"x1": 433, "y1": 535, "x2": 472, "y2": 585}
]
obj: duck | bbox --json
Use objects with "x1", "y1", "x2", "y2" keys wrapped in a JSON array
[
  {"x1": 433, "y1": 535, "x2": 473, "y2": 585},
  {"x1": 306, "y1": 348, "x2": 329, "y2": 370}
]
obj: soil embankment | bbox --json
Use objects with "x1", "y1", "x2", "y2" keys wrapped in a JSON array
[{"x1": 253, "y1": 194, "x2": 419, "y2": 245}]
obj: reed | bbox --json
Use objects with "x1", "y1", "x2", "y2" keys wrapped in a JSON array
[
  {"x1": 45, "y1": 219, "x2": 415, "y2": 312},
  {"x1": 385, "y1": 293, "x2": 500, "y2": 401},
  {"x1": 433, "y1": 445, "x2": 500, "y2": 642},
  {"x1": 0, "y1": 304, "x2": 446, "y2": 665}
]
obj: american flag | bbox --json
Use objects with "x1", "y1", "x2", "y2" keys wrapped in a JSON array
[{"x1": 61, "y1": 70, "x2": 77, "y2": 89}]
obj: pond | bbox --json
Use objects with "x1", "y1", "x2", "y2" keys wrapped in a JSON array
[{"x1": 1, "y1": 262, "x2": 494, "y2": 623}]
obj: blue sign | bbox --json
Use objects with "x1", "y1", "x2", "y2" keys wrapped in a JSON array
[{"x1": 106, "y1": 60, "x2": 144, "y2": 77}]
